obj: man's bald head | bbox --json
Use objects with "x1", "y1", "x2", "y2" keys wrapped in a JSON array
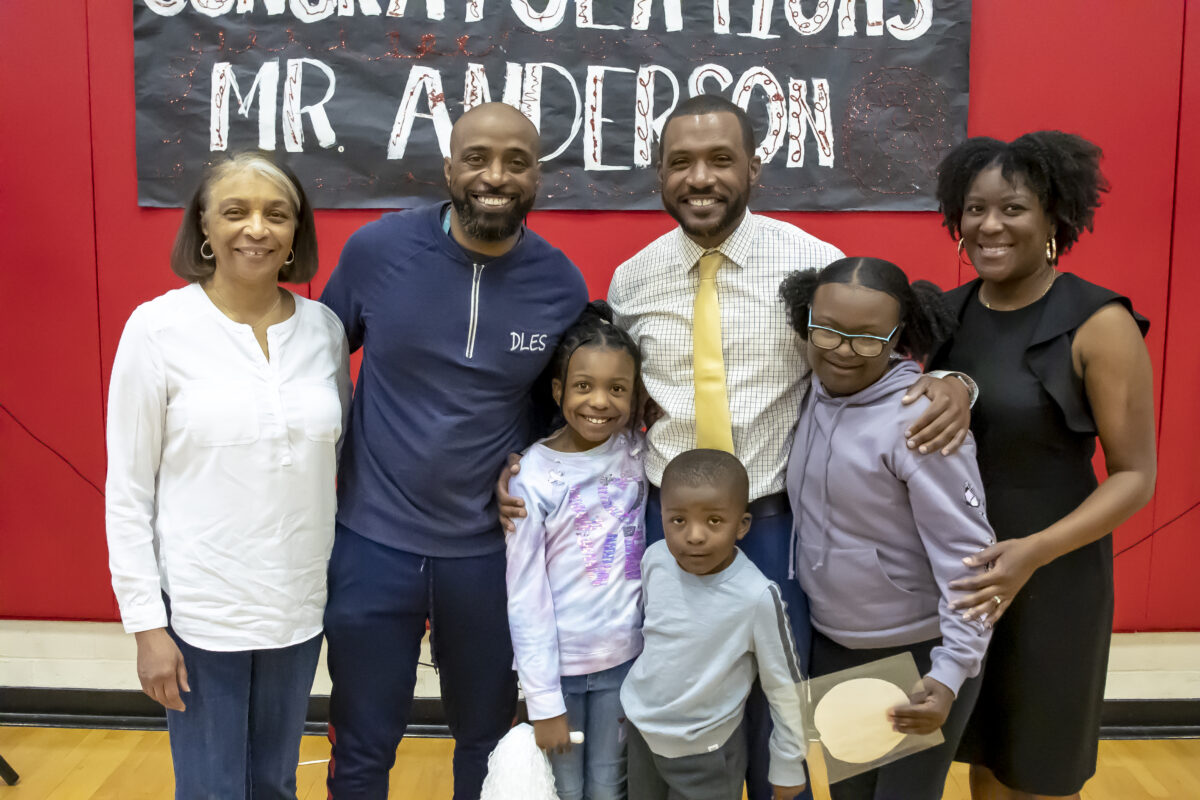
[
  {"x1": 443, "y1": 102, "x2": 542, "y2": 252},
  {"x1": 450, "y1": 102, "x2": 541, "y2": 158}
]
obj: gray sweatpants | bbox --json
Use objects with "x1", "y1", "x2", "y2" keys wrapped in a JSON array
[{"x1": 627, "y1": 722, "x2": 748, "y2": 800}]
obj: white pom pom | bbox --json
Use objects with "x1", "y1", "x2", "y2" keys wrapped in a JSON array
[
  {"x1": 479, "y1": 723, "x2": 561, "y2": 800},
  {"x1": 569, "y1": 731, "x2": 585, "y2": 745}
]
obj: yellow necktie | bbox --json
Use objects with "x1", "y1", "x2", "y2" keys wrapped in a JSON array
[{"x1": 693, "y1": 251, "x2": 735, "y2": 453}]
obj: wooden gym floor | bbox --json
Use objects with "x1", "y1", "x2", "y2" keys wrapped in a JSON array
[{"x1": 0, "y1": 726, "x2": 1198, "y2": 798}]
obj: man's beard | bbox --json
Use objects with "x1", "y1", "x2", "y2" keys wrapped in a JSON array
[
  {"x1": 664, "y1": 191, "x2": 748, "y2": 244},
  {"x1": 450, "y1": 189, "x2": 535, "y2": 242}
]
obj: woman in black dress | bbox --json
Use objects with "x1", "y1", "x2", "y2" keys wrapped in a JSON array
[{"x1": 929, "y1": 132, "x2": 1157, "y2": 800}]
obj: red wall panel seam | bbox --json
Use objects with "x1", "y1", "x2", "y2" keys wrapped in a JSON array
[
  {"x1": 84, "y1": 0, "x2": 107, "y2": 454},
  {"x1": 1141, "y1": 0, "x2": 1190, "y2": 623},
  {"x1": 1155, "y1": 0, "x2": 1187, "y2": 450},
  {"x1": 0, "y1": 403, "x2": 105, "y2": 497}
]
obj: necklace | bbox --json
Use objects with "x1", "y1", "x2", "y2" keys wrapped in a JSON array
[
  {"x1": 205, "y1": 282, "x2": 283, "y2": 330},
  {"x1": 980, "y1": 269, "x2": 1059, "y2": 311}
]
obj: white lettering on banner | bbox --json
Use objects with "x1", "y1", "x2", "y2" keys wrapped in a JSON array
[
  {"x1": 288, "y1": 0, "x2": 335, "y2": 21},
  {"x1": 209, "y1": 59, "x2": 339, "y2": 152},
  {"x1": 141, "y1": 0, "x2": 966, "y2": 211},
  {"x1": 235, "y1": 0, "x2": 287, "y2": 12},
  {"x1": 712, "y1": 0, "x2": 730, "y2": 34},
  {"x1": 839, "y1": 0, "x2": 885, "y2": 36},
  {"x1": 144, "y1": 0, "x2": 187, "y2": 14},
  {"x1": 787, "y1": 78, "x2": 834, "y2": 167},
  {"x1": 207, "y1": 56, "x2": 835, "y2": 170},
  {"x1": 576, "y1": 0, "x2": 621, "y2": 30},
  {"x1": 388, "y1": 66, "x2": 454, "y2": 159},
  {"x1": 463, "y1": 63, "x2": 494, "y2": 109},
  {"x1": 461, "y1": 62, "x2": 523, "y2": 111},
  {"x1": 189, "y1": 0, "x2": 235, "y2": 15},
  {"x1": 689, "y1": 63, "x2": 734, "y2": 97},
  {"x1": 740, "y1": 0, "x2": 779, "y2": 39},
  {"x1": 511, "y1": 0, "x2": 569, "y2": 31},
  {"x1": 732, "y1": 67, "x2": 787, "y2": 163},
  {"x1": 520, "y1": 64, "x2": 546, "y2": 130},
  {"x1": 631, "y1": 0, "x2": 683, "y2": 32},
  {"x1": 783, "y1": 0, "x2": 833, "y2": 35},
  {"x1": 633, "y1": 65, "x2": 680, "y2": 167},
  {"x1": 502, "y1": 62, "x2": 525, "y2": 107},
  {"x1": 338, "y1": 0, "x2": 384, "y2": 14},
  {"x1": 522, "y1": 64, "x2": 583, "y2": 161},
  {"x1": 385, "y1": 0, "x2": 446, "y2": 20},
  {"x1": 888, "y1": 0, "x2": 932, "y2": 40},
  {"x1": 148, "y1": 0, "x2": 931, "y2": 40},
  {"x1": 585, "y1": 65, "x2": 635, "y2": 171},
  {"x1": 284, "y1": 59, "x2": 339, "y2": 151},
  {"x1": 210, "y1": 60, "x2": 279, "y2": 151}
]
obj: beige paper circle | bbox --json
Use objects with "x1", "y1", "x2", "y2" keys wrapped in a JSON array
[{"x1": 813, "y1": 677, "x2": 909, "y2": 764}]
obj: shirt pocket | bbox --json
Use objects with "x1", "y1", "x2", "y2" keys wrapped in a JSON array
[
  {"x1": 798, "y1": 542, "x2": 927, "y2": 633},
  {"x1": 181, "y1": 380, "x2": 260, "y2": 447},
  {"x1": 292, "y1": 379, "x2": 343, "y2": 443}
]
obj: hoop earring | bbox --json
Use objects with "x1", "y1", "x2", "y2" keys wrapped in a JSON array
[
  {"x1": 1046, "y1": 236, "x2": 1058, "y2": 265},
  {"x1": 200, "y1": 239, "x2": 215, "y2": 260},
  {"x1": 956, "y1": 237, "x2": 971, "y2": 265},
  {"x1": 284, "y1": 249, "x2": 295, "y2": 265}
]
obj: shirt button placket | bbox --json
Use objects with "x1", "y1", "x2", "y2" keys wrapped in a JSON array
[{"x1": 266, "y1": 333, "x2": 292, "y2": 467}]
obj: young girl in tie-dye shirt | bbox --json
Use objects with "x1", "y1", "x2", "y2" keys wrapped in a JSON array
[{"x1": 505, "y1": 300, "x2": 647, "y2": 800}]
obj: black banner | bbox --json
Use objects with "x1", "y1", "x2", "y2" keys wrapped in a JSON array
[{"x1": 134, "y1": 1, "x2": 971, "y2": 210}]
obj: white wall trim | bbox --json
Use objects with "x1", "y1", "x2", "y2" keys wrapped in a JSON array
[
  {"x1": 1, "y1": 621, "x2": 1197, "y2": 700},
  {"x1": 0, "y1": 621, "x2": 440, "y2": 698}
]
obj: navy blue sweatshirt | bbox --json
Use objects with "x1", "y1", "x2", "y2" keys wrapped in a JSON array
[{"x1": 321, "y1": 203, "x2": 588, "y2": 557}]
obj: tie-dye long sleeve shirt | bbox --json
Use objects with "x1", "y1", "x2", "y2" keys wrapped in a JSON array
[{"x1": 506, "y1": 431, "x2": 648, "y2": 720}]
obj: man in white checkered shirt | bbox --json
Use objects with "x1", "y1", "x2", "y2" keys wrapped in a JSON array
[{"x1": 607, "y1": 95, "x2": 973, "y2": 800}]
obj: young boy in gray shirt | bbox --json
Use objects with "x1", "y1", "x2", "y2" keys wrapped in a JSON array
[{"x1": 621, "y1": 449, "x2": 808, "y2": 800}]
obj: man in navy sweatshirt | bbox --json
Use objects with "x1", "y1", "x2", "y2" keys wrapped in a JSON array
[{"x1": 320, "y1": 103, "x2": 588, "y2": 800}]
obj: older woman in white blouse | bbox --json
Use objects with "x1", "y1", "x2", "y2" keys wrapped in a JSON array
[{"x1": 105, "y1": 152, "x2": 349, "y2": 799}]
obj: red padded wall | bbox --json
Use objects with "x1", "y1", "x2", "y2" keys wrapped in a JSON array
[
  {"x1": 1146, "y1": 0, "x2": 1200, "y2": 630},
  {"x1": 2, "y1": 0, "x2": 1196, "y2": 630},
  {"x1": 0, "y1": 0, "x2": 112, "y2": 619}
]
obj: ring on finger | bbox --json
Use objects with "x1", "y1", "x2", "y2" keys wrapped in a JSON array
[{"x1": 992, "y1": 595, "x2": 1003, "y2": 606}]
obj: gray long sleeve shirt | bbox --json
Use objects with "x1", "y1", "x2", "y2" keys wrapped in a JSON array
[{"x1": 620, "y1": 542, "x2": 808, "y2": 787}]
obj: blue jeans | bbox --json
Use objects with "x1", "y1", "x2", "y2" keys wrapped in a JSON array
[
  {"x1": 165, "y1": 623, "x2": 322, "y2": 800},
  {"x1": 549, "y1": 659, "x2": 635, "y2": 800},
  {"x1": 646, "y1": 490, "x2": 813, "y2": 800},
  {"x1": 323, "y1": 525, "x2": 518, "y2": 800}
]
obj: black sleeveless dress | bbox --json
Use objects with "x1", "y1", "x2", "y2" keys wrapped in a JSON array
[{"x1": 929, "y1": 273, "x2": 1149, "y2": 796}]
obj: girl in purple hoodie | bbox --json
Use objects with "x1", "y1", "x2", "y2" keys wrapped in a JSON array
[{"x1": 780, "y1": 257, "x2": 995, "y2": 800}]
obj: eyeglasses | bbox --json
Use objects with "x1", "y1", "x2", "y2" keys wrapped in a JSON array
[{"x1": 806, "y1": 309, "x2": 899, "y2": 357}]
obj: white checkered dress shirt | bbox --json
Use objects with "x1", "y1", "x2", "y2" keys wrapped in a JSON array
[{"x1": 609, "y1": 211, "x2": 844, "y2": 500}]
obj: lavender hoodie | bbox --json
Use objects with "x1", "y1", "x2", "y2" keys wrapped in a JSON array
[{"x1": 786, "y1": 359, "x2": 993, "y2": 694}]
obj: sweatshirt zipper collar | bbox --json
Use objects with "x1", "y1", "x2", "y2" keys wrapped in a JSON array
[{"x1": 466, "y1": 262, "x2": 484, "y2": 359}]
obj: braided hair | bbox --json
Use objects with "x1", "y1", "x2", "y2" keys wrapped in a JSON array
[
  {"x1": 779, "y1": 257, "x2": 954, "y2": 363},
  {"x1": 548, "y1": 300, "x2": 643, "y2": 424}
]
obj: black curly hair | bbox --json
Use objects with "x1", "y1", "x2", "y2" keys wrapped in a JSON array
[
  {"x1": 548, "y1": 300, "x2": 643, "y2": 426},
  {"x1": 778, "y1": 257, "x2": 955, "y2": 363},
  {"x1": 935, "y1": 131, "x2": 1109, "y2": 260}
]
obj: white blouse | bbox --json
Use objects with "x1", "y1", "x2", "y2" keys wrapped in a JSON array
[{"x1": 105, "y1": 283, "x2": 350, "y2": 651}]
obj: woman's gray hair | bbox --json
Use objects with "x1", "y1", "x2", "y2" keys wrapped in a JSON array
[{"x1": 169, "y1": 151, "x2": 319, "y2": 284}]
